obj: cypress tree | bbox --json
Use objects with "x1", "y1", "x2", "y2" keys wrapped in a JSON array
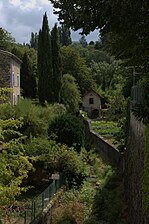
[
  {"x1": 51, "y1": 24, "x2": 62, "y2": 102},
  {"x1": 58, "y1": 24, "x2": 72, "y2": 46},
  {"x1": 21, "y1": 52, "x2": 37, "y2": 98},
  {"x1": 38, "y1": 13, "x2": 53, "y2": 104},
  {"x1": 30, "y1": 32, "x2": 38, "y2": 50}
]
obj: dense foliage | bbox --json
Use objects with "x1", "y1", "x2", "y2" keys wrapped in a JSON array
[
  {"x1": 0, "y1": 28, "x2": 15, "y2": 51},
  {"x1": 20, "y1": 52, "x2": 37, "y2": 98},
  {"x1": 50, "y1": 0, "x2": 149, "y2": 65},
  {"x1": 60, "y1": 74, "x2": 81, "y2": 114},
  {"x1": 50, "y1": 151, "x2": 126, "y2": 224},
  {"x1": 61, "y1": 46, "x2": 95, "y2": 95},
  {"x1": 58, "y1": 24, "x2": 72, "y2": 46},
  {"x1": 0, "y1": 110, "x2": 33, "y2": 208},
  {"x1": 38, "y1": 13, "x2": 53, "y2": 104},
  {"x1": 0, "y1": 98, "x2": 87, "y2": 214},
  {"x1": 48, "y1": 113, "x2": 84, "y2": 151},
  {"x1": 51, "y1": 24, "x2": 62, "y2": 102}
]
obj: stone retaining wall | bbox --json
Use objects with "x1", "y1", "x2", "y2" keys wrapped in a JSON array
[
  {"x1": 83, "y1": 119, "x2": 121, "y2": 169},
  {"x1": 124, "y1": 113, "x2": 149, "y2": 224},
  {"x1": 83, "y1": 115, "x2": 149, "y2": 224}
]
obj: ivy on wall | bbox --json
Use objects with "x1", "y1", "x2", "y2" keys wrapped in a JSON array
[{"x1": 142, "y1": 125, "x2": 149, "y2": 212}]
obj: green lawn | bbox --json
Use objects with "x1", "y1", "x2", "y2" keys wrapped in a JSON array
[{"x1": 91, "y1": 120, "x2": 120, "y2": 145}]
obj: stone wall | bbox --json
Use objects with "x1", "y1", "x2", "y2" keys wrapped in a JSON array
[
  {"x1": 0, "y1": 52, "x2": 11, "y2": 87},
  {"x1": 124, "y1": 113, "x2": 149, "y2": 224},
  {"x1": 0, "y1": 50, "x2": 21, "y2": 105},
  {"x1": 83, "y1": 119, "x2": 121, "y2": 168},
  {"x1": 84, "y1": 115, "x2": 149, "y2": 224}
]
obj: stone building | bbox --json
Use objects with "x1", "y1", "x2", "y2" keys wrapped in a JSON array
[
  {"x1": 82, "y1": 89, "x2": 102, "y2": 117},
  {"x1": 0, "y1": 50, "x2": 21, "y2": 105}
]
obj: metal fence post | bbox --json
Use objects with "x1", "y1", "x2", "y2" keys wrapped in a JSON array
[{"x1": 42, "y1": 191, "x2": 45, "y2": 209}]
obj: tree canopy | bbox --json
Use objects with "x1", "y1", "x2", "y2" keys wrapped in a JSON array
[
  {"x1": 60, "y1": 74, "x2": 81, "y2": 114},
  {"x1": 0, "y1": 27, "x2": 15, "y2": 51},
  {"x1": 58, "y1": 24, "x2": 72, "y2": 46},
  {"x1": 50, "y1": 0, "x2": 149, "y2": 64},
  {"x1": 61, "y1": 46, "x2": 95, "y2": 95}
]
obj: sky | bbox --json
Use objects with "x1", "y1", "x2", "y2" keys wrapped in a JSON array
[{"x1": 0, "y1": 0, "x2": 99, "y2": 44}]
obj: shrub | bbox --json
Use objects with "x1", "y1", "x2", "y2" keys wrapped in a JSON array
[
  {"x1": 15, "y1": 99, "x2": 66, "y2": 138},
  {"x1": 48, "y1": 113, "x2": 85, "y2": 151},
  {"x1": 24, "y1": 138, "x2": 88, "y2": 187}
]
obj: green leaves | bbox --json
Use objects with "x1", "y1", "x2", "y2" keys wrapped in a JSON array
[
  {"x1": 48, "y1": 113, "x2": 85, "y2": 151},
  {"x1": 0, "y1": 28, "x2": 15, "y2": 51},
  {"x1": 61, "y1": 46, "x2": 94, "y2": 94},
  {"x1": 0, "y1": 151, "x2": 32, "y2": 207},
  {"x1": 50, "y1": 0, "x2": 149, "y2": 64},
  {"x1": 0, "y1": 115, "x2": 32, "y2": 208},
  {"x1": 60, "y1": 74, "x2": 81, "y2": 114}
]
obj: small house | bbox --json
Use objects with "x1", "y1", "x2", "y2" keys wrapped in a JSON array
[
  {"x1": 82, "y1": 89, "x2": 102, "y2": 117},
  {"x1": 0, "y1": 50, "x2": 21, "y2": 105}
]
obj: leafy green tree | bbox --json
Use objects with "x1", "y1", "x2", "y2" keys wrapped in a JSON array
[
  {"x1": 48, "y1": 113, "x2": 84, "y2": 151},
  {"x1": 0, "y1": 116, "x2": 32, "y2": 209},
  {"x1": 58, "y1": 24, "x2": 72, "y2": 46},
  {"x1": 38, "y1": 13, "x2": 53, "y2": 104},
  {"x1": 20, "y1": 52, "x2": 37, "y2": 98},
  {"x1": 79, "y1": 35, "x2": 88, "y2": 48},
  {"x1": 72, "y1": 42, "x2": 111, "y2": 66},
  {"x1": 107, "y1": 84, "x2": 127, "y2": 121},
  {"x1": 50, "y1": 0, "x2": 149, "y2": 64},
  {"x1": 0, "y1": 27, "x2": 15, "y2": 51},
  {"x1": 11, "y1": 46, "x2": 23, "y2": 59},
  {"x1": 51, "y1": 24, "x2": 62, "y2": 102},
  {"x1": 14, "y1": 99, "x2": 66, "y2": 138},
  {"x1": 90, "y1": 61, "x2": 115, "y2": 91},
  {"x1": 0, "y1": 88, "x2": 12, "y2": 104},
  {"x1": 89, "y1": 41, "x2": 95, "y2": 46},
  {"x1": 61, "y1": 46, "x2": 94, "y2": 95},
  {"x1": 24, "y1": 138, "x2": 87, "y2": 187},
  {"x1": 60, "y1": 74, "x2": 81, "y2": 114}
]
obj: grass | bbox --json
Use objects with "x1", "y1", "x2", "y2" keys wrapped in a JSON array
[{"x1": 91, "y1": 120, "x2": 120, "y2": 146}]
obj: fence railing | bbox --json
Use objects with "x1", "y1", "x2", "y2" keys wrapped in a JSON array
[{"x1": 20, "y1": 173, "x2": 66, "y2": 224}]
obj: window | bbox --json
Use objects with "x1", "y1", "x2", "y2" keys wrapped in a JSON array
[
  {"x1": 12, "y1": 72, "x2": 14, "y2": 86},
  {"x1": 17, "y1": 75, "x2": 20, "y2": 87},
  {"x1": 89, "y1": 97, "x2": 94, "y2": 104}
]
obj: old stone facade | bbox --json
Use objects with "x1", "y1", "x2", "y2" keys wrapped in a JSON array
[
  {"x1": 82, "y1": 90, "x2": 102, "y2": 117},
  {"x1": 0, "y1": 50, "x2": 21, "y2": 105}
]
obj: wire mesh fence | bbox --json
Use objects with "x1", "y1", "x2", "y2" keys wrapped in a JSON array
[{"x1": 19, "y1": 173, "x2": 66, "y2": 224}]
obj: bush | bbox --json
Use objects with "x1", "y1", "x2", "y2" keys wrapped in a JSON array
[
  {"x1": 15, "y1": 99, "x2": 66, "y2": 138},
  {"x1": 24, "y1": 138, "x2": 88, "y2": 187},
  {"x1": 48, "y1": 113, "x2": 85, "y2": 151},
  {"x1": 0, "y1": 103, "x2": 15, "y2": 120}
]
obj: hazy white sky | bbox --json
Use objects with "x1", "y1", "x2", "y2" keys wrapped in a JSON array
[{"x1": 0, "y1": 0, "x2": 99, "y2": 44}]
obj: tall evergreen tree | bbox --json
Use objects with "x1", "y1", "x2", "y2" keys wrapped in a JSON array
[
  {"x1": 30, "y1": 32, "x2": 38, "y2": 50},
  {"x1": 58, "y1": 24, "x2": 72, "y2": 46},
  {"x1": 20, "y1": 52, "x2": 37, "y2": 98},
  {"x1": 38, "y1": 13, "x2": 53, "y2": 104},
  {"x1": 51, "y1": 24, "x2": 62, "y2": 102},
  {"x1": 79, "y1": 35, "x2": 88, "y2": 48}
]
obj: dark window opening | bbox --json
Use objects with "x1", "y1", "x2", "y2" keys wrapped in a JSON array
[{"x1": 89, "y1": 97, "x2": 94, "y2": 104}]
